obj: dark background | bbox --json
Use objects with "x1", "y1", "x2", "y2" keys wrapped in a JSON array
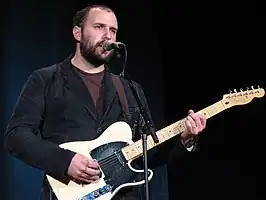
[{"x1": 3, "y1": 0, "x2": 266, "y2": 200}]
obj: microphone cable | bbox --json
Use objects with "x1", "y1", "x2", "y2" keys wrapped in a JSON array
[{"x1": 118, "y1": 43, "x2": 127, "y2": 78}]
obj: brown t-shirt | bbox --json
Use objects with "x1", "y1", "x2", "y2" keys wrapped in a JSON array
[{"x1": 75, "y1": 67, "x2": 105, "y2": 117}]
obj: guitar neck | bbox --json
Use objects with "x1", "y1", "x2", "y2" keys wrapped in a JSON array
[{"x1": 121, "y1": 100, "x2": 227, "y2": 161}]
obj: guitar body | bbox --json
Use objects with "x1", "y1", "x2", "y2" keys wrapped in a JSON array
[{"x1": 46, "y1": 121, "x2": 153, "y2": 200}]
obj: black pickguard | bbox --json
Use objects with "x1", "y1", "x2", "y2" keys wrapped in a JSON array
[{"x1": 90, "y1": 142, "x2": 149, "y2": 192}]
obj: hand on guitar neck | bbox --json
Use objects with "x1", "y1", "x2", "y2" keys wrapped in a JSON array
[
  {"x1": 67, "y1": 153, "x2": 101, "y2": 184},
  {"x1": 180, "y1": 109, "x2": 207, "y2": 145}
]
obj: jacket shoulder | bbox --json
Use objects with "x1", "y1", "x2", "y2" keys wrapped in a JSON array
[
  {"x1": 33, "y1": 64, "x2": 58, "y2": 79},
  {"x1": 23, "y1": 64, "x2": 60, "y2": 95}
]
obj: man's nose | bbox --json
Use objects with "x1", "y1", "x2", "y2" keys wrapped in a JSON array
[{"x1": 103, "y1": 29, "x2": 112, "y2": 40}]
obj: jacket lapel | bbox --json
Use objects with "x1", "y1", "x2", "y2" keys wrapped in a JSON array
[
  {"x1": 59, "y1": 57, "x2": 98, "y2": 120},
  {"x1": 98, "y1": 70, "x2": 117, "y2": 125}
]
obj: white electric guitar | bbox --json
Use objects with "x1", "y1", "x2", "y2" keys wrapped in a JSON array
[{"x1": 46, "y1": 86, "x2": 264, "y2": 200}]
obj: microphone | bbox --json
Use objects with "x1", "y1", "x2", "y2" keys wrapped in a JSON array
[{"x1": 102, "y1": 41, "x2": 125, "y2": 51}]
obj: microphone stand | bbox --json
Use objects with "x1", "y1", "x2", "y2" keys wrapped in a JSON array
[
  {"x1": 121, "y1": 71, "x2": 159, "y2": 200},
  {"x1": 111, "y1": 44, "x2": 159, "y2": 200}
]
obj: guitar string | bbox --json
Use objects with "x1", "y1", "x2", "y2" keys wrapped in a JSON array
[
  {"x1": 99, "y1": 155, "x2": 123, "y2": 168},
  {"x1": 100, "y1": 160, "x2": 120, "y2": 173},
  {"x1": 100, "y1": 158, "x2": 127, "y2": 173},
  {"x1": 98, "y1": 150, "x2": 134, "y2": 171},
  {"x1": 97, "y1": 127, "x2": 178, "y2": 169},
  {"x1": 95, "y1": 135, "x2": 168, "y2": 169},
  {"x1": 96, "y1": 142, "x2": 144, "y2": 168},
  {"x1": 98, "y1": 151, "x2": 124, "y2": 167},
  {"x1": 97, "y1": 153, "x2": 116, "y2": 163}
]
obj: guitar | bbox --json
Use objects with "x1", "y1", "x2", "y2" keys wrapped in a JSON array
[{"x1": 46, "y1": 86, "x2": 265, "y2": 200}]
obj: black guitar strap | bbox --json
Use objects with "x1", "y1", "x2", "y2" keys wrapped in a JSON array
[{"x1": 111, "y1": 74, "x2": 130, "y2": 117}]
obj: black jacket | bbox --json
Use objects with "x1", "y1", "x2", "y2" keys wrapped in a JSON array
[{"x1": 4, "y1": 55, "x2": 191, "y2": 199}]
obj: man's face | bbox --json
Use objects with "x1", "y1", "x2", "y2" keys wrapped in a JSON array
[{"x1": 78, "y1": 8, "x2": 118, "y2": 66}]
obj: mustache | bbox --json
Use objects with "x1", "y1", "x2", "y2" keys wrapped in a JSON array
[{"x1": 96, "y1": 40, "x2": 108, "y2": 47}]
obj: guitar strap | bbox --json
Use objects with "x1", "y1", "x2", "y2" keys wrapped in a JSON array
[{"x1": 111, "y1": 74, "x2": 130, "y2": 117}]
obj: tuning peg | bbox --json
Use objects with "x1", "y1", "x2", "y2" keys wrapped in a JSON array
[
  {"x1": 229, "y1": 89, "x2": 232, "y2": 93},
  {"x1": 246, "y1": 86, "x2": 249, "y2": 91},
  {"x1": 251, "y1": 86, "x2": 254, "y2": 90},
  {"x1": 240, "y1": 88, "x2": 243, "y2": 92},
  {"x1": 234, "y1": 89, "x2": 237, "y2": 93},
  {"x1": 258, "y1": 85, "x2": 260, "y2": 88}
]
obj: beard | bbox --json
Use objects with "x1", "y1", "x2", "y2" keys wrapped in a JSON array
[{"x1": 79, "y1": 34, "x2": 114, "y2": 67}]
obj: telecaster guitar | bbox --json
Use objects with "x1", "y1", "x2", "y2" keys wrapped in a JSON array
[{"x1": 46, "y1": 86, "x2": 264, "y2": 200}]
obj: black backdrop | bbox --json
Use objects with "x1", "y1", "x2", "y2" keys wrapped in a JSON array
[{"x1": 3, "y1": 1, "x2": 266, "y2": 200}]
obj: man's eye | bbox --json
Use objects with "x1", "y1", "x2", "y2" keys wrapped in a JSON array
[{"x1": 94, "y1": 24, "x2": 104, "y2": 29}]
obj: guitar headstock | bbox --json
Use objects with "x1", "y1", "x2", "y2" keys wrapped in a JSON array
[{"x1": 222, "y1": 86, "x2": 265, "y2": 108}]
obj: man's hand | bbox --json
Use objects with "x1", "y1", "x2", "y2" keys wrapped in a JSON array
[
  {"x1": 181, "y1": 109, "x2": 206, "y2": 145},
  {"x1": 67, "y1": 153, "x2": 101, "y2": 183}
]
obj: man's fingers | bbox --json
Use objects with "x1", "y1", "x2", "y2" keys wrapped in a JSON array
[
  {"x1": 188, "y1": 109, "x2": 194, "y2": 114},
  {"x1": 188, "y1": 109, "x2": 206, "y2": 131},
  {"x1": 80, "y1": 173, "x2": 100, "y2": 181},
  {"x1": 185, "y1": 118, "x2": 192, "y2": 130},
  {"x1": 186, "y1": 116, "x2": 196, "y2": 128},
  {"x1": 87, "y1": 159, "x2": 99, "y2": 169},
  {"x1": 75, "y1": 177, "x2": 96, "y2": 184},
  {"x1": 199, "y1": 115, "x2": 206, "y2": 128},
  {"x1": 185, "y1": 116, "x2": 197, "y2": 134},
  {"x1": 75, "y1": 168, "x2": 101, "y2": 183},
  {"x1": 83, "y1": 166, "x2": 100, "y2": 175}
]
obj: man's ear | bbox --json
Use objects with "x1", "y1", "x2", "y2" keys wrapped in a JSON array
[{"x1": 73, "y1": 26, "x2": 81, "y2": 42}]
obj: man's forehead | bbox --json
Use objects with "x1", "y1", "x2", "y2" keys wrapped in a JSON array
[{"x1": 87, "y1": 8, "x2": 118, "y2": 27}]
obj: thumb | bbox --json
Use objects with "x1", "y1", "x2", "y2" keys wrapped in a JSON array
[{"x1": 188, "y1": 109, "x2": 194, "y2": 114}]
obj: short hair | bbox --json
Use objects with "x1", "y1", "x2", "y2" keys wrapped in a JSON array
[{"x1": 72, "y1": 4, "x2": 114, "y2": 28}]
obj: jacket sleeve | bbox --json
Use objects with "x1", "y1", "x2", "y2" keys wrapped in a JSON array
[
  {"x1": 4, "y1": 70, "x2": 76, "y2": 180},
  {"x1": 134, "y1": 83, "x2": 197, "y2": 169}
]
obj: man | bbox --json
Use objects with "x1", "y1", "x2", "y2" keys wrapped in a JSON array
[{"x1": 4, "y1": 4, "x2": 207, "y2": 200}]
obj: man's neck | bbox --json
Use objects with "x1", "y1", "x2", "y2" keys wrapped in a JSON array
[{"x1": 71, "y1": 53, "x2": 105, "y2": 74}]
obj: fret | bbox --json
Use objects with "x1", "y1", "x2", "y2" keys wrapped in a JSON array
[
  {"x1": 177, "y1": 122, "x2": 186, "y2": 132},
  {"x1": 134, "y1": 142, "x2": 142, "y2": 154},
  {"x1": 138, "y1": 141, "x2": 144, "y2": 153},
  {"x1": 207, "y1": 105, "x2": 217, "y2": 116},
  {"x1": 198, "y1": 101, "x2": 226, "y2": 118},
  {"x1": 166, "y1": 131, "x2": 171, "y2": 138},
  {"x1": 122, "y1": 147, "x2": 133, "y2": 160},
  {"x1": 163, "y1": 129, "x2": 173, "y2": 139},
  {"x1": 199, "y1": 107, "x2": 211, "y2": 118},
  {"x1": 167, "y1": 129, "x2": 175, "y2": 137},
  {"x1": 159, "y1": 133, "x2": 167, "y2": 142},
  {"x1": 147, "y1": 136, "x2": 155, "y2": 148},
  {"x1": 129, "y1": 146, "x2": 137, "y2": 157},
  {"x1": 210, "y1": 103, "x2": 221, "y2": 115},
  {"x1": 216, "y1": 101, "x2": 226, "y2": 113}
]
